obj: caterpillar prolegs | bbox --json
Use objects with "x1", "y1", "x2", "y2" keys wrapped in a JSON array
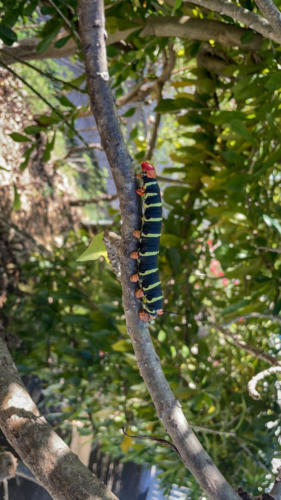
[{"x1": 130, "y1": 162, "x2": 163, "y2": 322}]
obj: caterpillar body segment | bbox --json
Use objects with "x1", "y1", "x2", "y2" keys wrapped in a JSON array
[{"x1": 131, "y1": 162, "x2": 163, "y2": 321}]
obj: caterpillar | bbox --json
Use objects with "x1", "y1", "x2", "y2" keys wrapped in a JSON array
[{"x1": 130, "y1": 162, "x2": 163, "y2": 322}]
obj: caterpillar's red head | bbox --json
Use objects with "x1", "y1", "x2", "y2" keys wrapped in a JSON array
[{"x1": 141, "y1": 161, "x2": 157, "y2": 179}]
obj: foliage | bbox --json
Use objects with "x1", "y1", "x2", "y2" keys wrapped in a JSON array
[{"x1": 1, "y1": 0, "x2": 281, "y2": 497}]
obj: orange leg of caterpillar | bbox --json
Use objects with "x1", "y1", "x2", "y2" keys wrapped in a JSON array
[
  {"x1": 139, "y1": 309, "x2": 163, "y2": 321},
  {"x1": 139, "y1": 311, "x2": 151, "y2": 322},
  {"x1": 130, "y1": 273, "x2": 139, "y2": 282},
  {"x1": 130, "y1": 251, "x2": 138, "y2": 259},
  {"x1": 133, "y1": 230, "x2": 141, "y2": 239},
  {"x1": 136, "y1": 187, "x2": 145, "y2": 196},
  {"x1": 135, "y1": 289, "x2": 144, "y2": 298}
]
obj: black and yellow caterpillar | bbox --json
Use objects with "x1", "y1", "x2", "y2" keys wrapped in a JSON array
[{"x1": 130, "y1": 162, "x2": 163, "y2": 321}]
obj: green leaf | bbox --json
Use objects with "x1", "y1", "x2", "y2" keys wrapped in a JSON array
[
  {"x1": 0, "y1": 24, "x2": 17, "y2": 45},
  {"x1": 24, "y1": 0, "x2": 38, "y2": 16},
  {"x1": 155, "y1": 98, "x2": 200, "y2": 113},
  {"x1": 221, "y1": 298, "x2": 251, "y2": 315},
  {"x1": 163, "y1": 186, "x2": 189, "y2": 205},
  {"x1": 36, "y1": 113, "x2": 60, "y2": 125},
  {"x1": 263, "y1": 214, "x2": 281, "y2": 235},
  {"x1": 112, "y1": 339, "x2": 131, "y2": 352},
  {"x1": 230, "y1": 119, "x2": 253, "y2": 142},
  {"x1": 222, "y1": 151, "x2": 244, "y2": 165},
  {"x1": 129, "y1": 127, "x2": 138, "y2": 140},
  {"x1": 174, "y1": 0, "x2": 182, "y2": 10},
  {"x1": 54, "y1": 35, "x2": 71, "y2": 49},
  {"x1": 56, "y1": 95, "x2": 75, "y2": 108},
  {"x1": 210, "y1": 110, "x2": 245, "y2": 125},
  {"x1": 122, "y1": 107, "x2": 136, "y2": 117},
  {"x1": 20, "y1": 144, "x2": 36, "y2": 171},
  {"x1": 77, "y1": 232, "x2": 109, "y2": 262},
  {"x1": 9, "y1": 132, "x2": 30, "y2": 142},
  {"x1": 43, "y1": 133, "x2": 56, "y2": 162},
  {"x1": 36, "y1": 24, "x2": 61, "y2": 54},
  {"x1": 161, "y1": 234, "x2": 182, "y2": 247},
  {"x1": 24, "y1": 126, "x2": 41, "y2": 135},
  {"x1": 265, "y1": 71, "x2": 281, "y2": 92},
  {"x1": 13, "y1": 184, "x2": 21, "y2": 211},
  {"x1": 240, "y1": 31, "x2": 254, "y2": 44},
  {"x1": 62, "y1": 73, "x2": 86, "y2": 92}
]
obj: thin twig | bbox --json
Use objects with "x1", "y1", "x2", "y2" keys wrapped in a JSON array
[
  {"x1": 248, "y1": 366, "x2": 281, "y2": 400},
  {"x1": 69, "y1": 194, "x2": 117, "y2": 206},
  {"x1": 145, "y1": 43, "x2": 176, "y2": 161},
  {"x1": 65, "y1": 143, "x2": 103, "y2": 158},
  {"x1": 0, "y1": 215, "x2": 51, "y2": 256},
  {"x1": 47, "y1": 0, "x2": 80, "y2": 41},
  {"x1": 0, "y1": 60, "x2": 91, "y2": 151},
  {"x1": 212, "y1": 323, "x2": 281, "y2": 367},
  {"x1": 1, "y1": 49, "x2": 86, "y2": 92},
  {"x1": 258, "y1": 246, "x2": 281, "y2": 254},
  {"x1": 223, "y1": 313, "x2": 281, "y2": 326},
  {"x1": 192, "y1": 425, "x2": 236, "y2": 437},
  {"x1": 122, "y1": 427, "x2": 180, "y2": 455},
  {"x1": 157, "y1": 175, "x2": 188, "y2": 185},
  {"x1": 186, "y1": 0, "x2": 278, "y2": 42}
]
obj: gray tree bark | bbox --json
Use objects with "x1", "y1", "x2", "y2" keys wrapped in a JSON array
[
  {"x1": 77, "y1": 1, "x2": 240, "y2": 498},
  {"x1": 0, "y1": 337, "x2": 118, "y2": 500}
]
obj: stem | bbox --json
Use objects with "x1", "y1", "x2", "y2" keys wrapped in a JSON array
[{"x1": 78, "y1": 1, "x2": 240, "y2": 498}]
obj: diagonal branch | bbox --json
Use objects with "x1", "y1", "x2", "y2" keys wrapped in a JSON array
[
  {"x1": 224, "y1": 312, "x2": 281, "y2": 326},
  {"x1": 213, "y1": 323, "x2": 281, "y2": 367},
  {"x1": 255, "y1": 0, "x2": 281, "y2": 37},
  {"x1": 69, "y1": 193, "x2": 118, "y2": 206},
  {"x1": 1, "y1": 14, "x2": 263, "y2": 67},
  {"x1": 0, "y1": 336, "x2": 118, "y2": 500},
  {"x1": 141, "y1": 16, "x2": 263, "y2": 49},
  {"x1": 182, "y1": 0, "x2": 278, "y2": 42},
  {"x1": 78, "y1": 1, "x2": 240, "y2": 498},
  {"x1": 145, "y1": 43, "x2": 176, "y2": 161}
]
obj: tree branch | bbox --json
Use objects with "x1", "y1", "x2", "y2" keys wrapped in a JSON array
[
  {"x1": 78, "y1": 1, "x2": 240, "y2": 498},
  {"x1": 69, "y1": 193, "x2": 118, "y2": 206},
  {"x1": 141, "y1": 16, "x2": 263, "y2": 49},
  {"x1": 0, "y1": 337, "x2": 118, "y2": 500},
  {"x1": 1, "y1": 14, "x2": 264, "y2": 66},
  {"x1": 213, "y1": 323, "x2": 281, "y2": 367},
  {"x1": 183, "y1": 0, "x2": 278, "y2": 43},
  {"x1": 145, "y1": 44, "x2": 176, "y2": 161},
  {"x1": 255, "y1": 0, "x2": 281, "y2": 37},
  {"x1": 224, "y1": 312, "x2": 281, "y2": 326},
  {"x1": 258, "y1": 246, "x2": 281, "y2": 254}
]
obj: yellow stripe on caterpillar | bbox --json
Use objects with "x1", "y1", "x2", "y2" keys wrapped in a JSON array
[
  {"x1": 139, "y1": 251, "x2": 159, "y2": 256},
  {"x1": 143, "y1": 304, "x2": 158, "y2": 313},
  {"x1": 145, "y1": 295, "x2": 163, "y2": 304},
  {"x1": 144, "y1": 202, "x2": 162, "y2": 208},
  {"x1": 143, "y1": 281, "x2": 161, "y2": 291},
  {"x1": 144, "y1": 181, "x2": 157, "y2": 187},
  {"x1": 143, "y1": 217, "x2": 162, "y2": 222},
  {"x1": 144, "y1": 192, "x2": 159, "y2": 199},
  {"x1": 142, "y1": 233, "x2": 161, "y2": 238},
  {"x1": 139, "y1": 268, "x2": 158, "y2": 276}
]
